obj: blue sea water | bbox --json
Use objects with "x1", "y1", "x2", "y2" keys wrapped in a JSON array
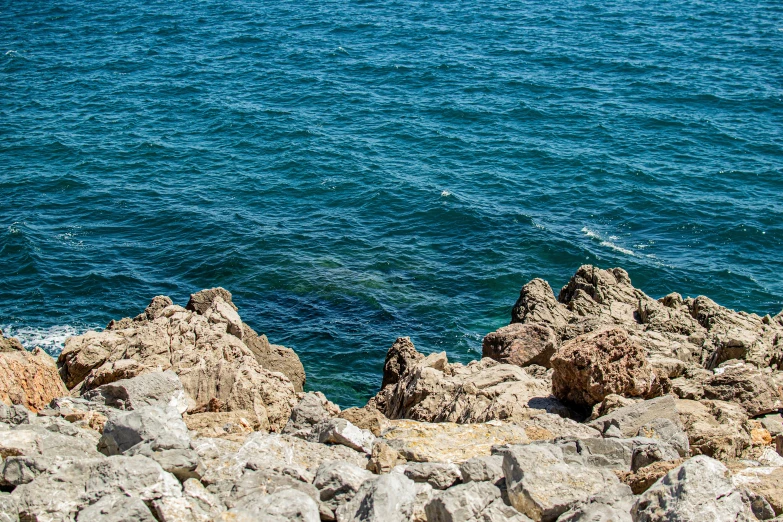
[{"x1": 1, "y1": 0, "x2": 782, "y2": 407}]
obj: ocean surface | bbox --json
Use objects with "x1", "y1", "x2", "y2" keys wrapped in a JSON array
[{"x1": 1, "y1": 0, "x2": 782, "y2": 407}]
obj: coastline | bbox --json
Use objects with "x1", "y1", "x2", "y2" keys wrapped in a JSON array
[{"x1": 1, "y1": 264, "x2": 782, "y2": 520}]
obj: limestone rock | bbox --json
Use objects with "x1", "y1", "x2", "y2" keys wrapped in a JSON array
[
  {"x1": 632, "y1": 455, "x2": 754, "y2": 522},
  {"x1": 283, "y1": 391, "x2": 340, "y2": 434},
  {"x1": 759, "y1": 413, "x2": 783, "y2": 437},
  {"x1": 424, "y1": 481, "x2": 501, "y2": 522},
  {"x1": 482, "y1": 323, "x2": 557, "y2": 368},
  {"x1": 635, "y1": 417, "x2": 690, "y2": 457},
  {"x1": 398, "y1": 462, "x2": 462, "y2": 490},
  {"x1": 675, "y1": 399, "x2": 751, "y2": 459},
  {"x1": 556, "y1": 483, "x2": 634, "y2": 522},
  {"x1": 588, "y1": 395, "x2": 681, "y2": 438},
  {"x1": 224, "y1": 488, "x2": 320, "y2": 522},
  {"x1": 501, "y1": 443, "x2": 621, "y2": 521},
  {"x1": 367, "y1": 441, "x2": 405, "y2": 474},
  {"x1": 732, "y1": 466, "x2": 783, "y2": 516},
  {"x1": 98, "y1": 406, "x2": 190, "y2": 455},
  {"x1": 0, "y1": 331, "x2": 24, "y2": 353},
  {"x1": 313, "y1": 460, "x2": 373, "y2": 511},
  {"x1": 702, "y1": 363, "x2": 783, "y2": 417},
  {"x1": 58, "y1": 292, "x2": 299, "y2": 431},
  {"x1": 11, "y1": 455, "x2": 182, "y2": 521},
  {"x1": 459, "y1": 456, "x2": 504, "y2": 484},
  {"x1": 0, "y1": 404, "x2": 32, "y2": 426},
  {"x1": 83, "y1": 370, "x2": 189, "y2": 414},
  {"x1": 243, "y1": 323, "x2": 306, "y2": 392},
  {"x1": 338, "y1": 406, "x2": 389, "y2": 437},
  {"x1": 312, "y1": 418, "x2": 375, "y2": 454},
  {"x1": 0, "y1": 492, "x2": 18, "y2": 522},
  {"x1": 615, "y1": 459, "x2": 683, "y2": 494},
  {"x1": 381, "y1": 337, "x2": 424, "y2": 389},
  {"x1": 183, "y1": 410, "x2": 256, "y2": 440},
  {"x1": 335, "y1": 472, "x2": 418, "y2": 522},
  {"x1": 551, "y1": 328, "x2": 665, "y2": 410},
  {"x1": 76, "y1": 494, "x2": 157, "y2": 521},
  {"x1": 0, "y1": 348, "x2": 67, "y2": 412}
]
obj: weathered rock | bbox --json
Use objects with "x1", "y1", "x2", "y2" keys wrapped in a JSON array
[
  {"x1": 0, "y1": 492, "x2": 18, "y2": 522},
  {"x1": 314, "y1": 460, "x2": 373, "y2": 511},
  {"x1": 12, "y1": 455, "x2": 182, "y2": 521},
  {"x1": 367, "y1": 441, "x2": 405, "y2": 474},
  {"x1": 339, "y1": 406, "x2": 389, "y2": 437},
  {"x1": 556, "y1": 483, "x2": 634, "y2": 522},
  {"x1": 397, "y1": 462, "x2": 462, "y2": 490},
  {"x1": 588, "y1": 395, "x2": 681, "y2": 438},
  {"x1": 284, "y1": 391, "x2": 340, "y2": 434},
  {"x1": 588, "y1": 394, "x2": 640, "y2": 421},
  {"x1": 243, "y1": 323, "x2": 306, "y2": 392},
  {"x1": 759, "y1": 413, "x2": 783, "y2": 437},
  {"x1": 701, "y1": 363, "x2": 783, "y2": 417},
  {"x1": 615, "y1": 459, "x2": 684, "y2": 495},
  {"x1": 0, "y1": 348, "x2": 67, "y2": 412},
  {"x1": 635, "y1": 417, "x2": 690, "y2": 457},
  {"x1": 551, "y1": 328, "x2": 665, "y2": 411},
  {"x1": 225, "y1": 488, "x2": 320, "y2": 522},
  {"x1": 221, "y1": 466, "x2": 322, "y2": 515},
  {"x1": 501, "y1": 444, "x2": 621, "y2": 521},
  {"x1": 0, "y1": 404, "x2": 32, "y2": 426},
  {"x1": 632, "y1": 455, "x2": 754, "y2": 522},
  {"x1": 311, "y1": 418, "x2": 376, "y2": 454},
  {"x1": 83, "y1": 371, "x2": 189, "y2": 414},
  {"x1": 675, "y1": 399, "x2": 751, "y2": 459},
  {"x1": 335, "y1": 472, "x2": 418, "y2": 522},
  {"x1": 732, "y1": 466, "x2": 783, "y2": 516},
  {"x1": 183, "y1": 411, "x2": 256, "y2": 440},
  {"x1": 482, "y1": 324, "x2": 557, "y2": 369},
  {"x1": 459, "y1": 456, "x2": 504, "y2": 484},
  {"x1": 0, "y1": 331, "x2": 24, "y2": 353},
  {"x1": 132, "y1": 446, "x2": 201, "y2": 482},
  {"x1": 58, "y1": 293, "x2": 299, "y2": 431},
  {"x1": 476, "y1": 499, "x2": 532, "y2": 522},
  {"x1": 381, "y1": 337, "x2": 424, "y2": 389},
  {"x1": 76, "y1": 494, "x2": 157, "y2": 522},
  {"x1": 99, "y1": 406, "x2": 190, "y2": 455},
  {"x1": 424, "y1": 481, "x2": 501, "y2": 522},
  {"x1": 153, "y1": 495, "x2": 214, "y2": 522}
]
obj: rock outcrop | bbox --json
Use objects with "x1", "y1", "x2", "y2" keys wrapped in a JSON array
[{"x1": 0, "y1": 340, "x2": 68, "y2": 412}]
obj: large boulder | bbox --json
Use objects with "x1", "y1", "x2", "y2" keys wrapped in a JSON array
[
  {"x1": 283, "y1": 392, "x2": 340, "y2": 434},
  {"x1": 631, "y1": 456, "x2": 754, "y2": 522},
  {"x1": 424, "y1": 481, "x2": 511, "y2": 522},
  {"x1": 550, "y1": 328, "x2": 665, "y2": 411},
  {"x1": 98, "y1": 406, "x2": 191, "y2": 456},
  {"x1": 313, "y1": 460, "x2": 373, "y2": 512},
  {"x1": 83, "y1": 370, "x2": 189, "y2": 413},
  {"x1": 58, "y1": 291, "x2": 300, "y2": 431},
  {"x1": 335, "y1": 472, "x2": 418, "y2": 522},
  {"x1": 0, "y1": 346, "x2": 67, "y2": 412},
  {"x1": 368, "y1": 339, "x2": 572, "y2": 424},
  {"x1": 700, "y1": 363, "x2": 783, "y2": 417},
  {"x1": 482, "y1": 324, "x2": 558, "y2": 369}
]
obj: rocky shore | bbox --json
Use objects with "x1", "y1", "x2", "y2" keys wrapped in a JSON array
[{"x1": 1, "y1": 265, "x2": 782, "y2": 521}]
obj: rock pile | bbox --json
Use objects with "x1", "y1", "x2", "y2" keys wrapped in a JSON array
[{"x1": 0, "y1": 266, "x2": 781, "y2": 521}]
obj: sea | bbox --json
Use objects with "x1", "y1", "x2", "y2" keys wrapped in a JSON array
[{"x1": 1, "y1": 0, "x2": 782, "y2": 407}]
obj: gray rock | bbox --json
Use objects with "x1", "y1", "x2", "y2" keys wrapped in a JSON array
[
  {"x1": 76, "y1": 494, "x2": 157, "y2": 522},
  {"x1": 424, "y1": 481, "x2": 500, "y2": 522},
  {"x1": 476, "y1": 499, "x2": 532, "y2": 522},
  {"x1": 313, "y1": 460, "x2": 373, "y2": 511},
  {"x1": 759, "y1": 414, "x2": 783, "y2": 437},
  {"x1": 83, "y1": 371, "x2": 189, "y2": 414},
  {"x1": 400, "y1": 462, "x2": 462, "y2": 490},
  {"x1": 632, "y1": 455, "x2": 755, "y2": 522},
  {"x1": 558, "y1": 438, "x2": 634, "y2": 470},
  {"x1": 460, "y1": 456, "x2": 504, "y2": 484},
  {"x1": 740, "y1": 488, "x2": 776, "y2": 521},
  {"x1": 630, "y1": 439, "x2": 681, "y2": 472},
  {"x1": 130, "y1": 446, "x2": 201, "y2": 482},
  {"x1": 228, "y1": 488, "x2": 320, "y2": 522},
  {"x1": 11, "y1": 455, "x2": 181, "y2": 521},
  {"x1": 335, "y1": 472, "x2": 418, "y2": 522},
  {"x1": 0, "y1": 493, "x2": 18, "y2": 522},
  {"x1": 636, "y1": 417, "x2": 690, "y2": 457},
  {"x1": 99, "y1": 406, "x2": 190, "y2": 455},
  {"x1": 0, "y1": 404, "x2": 31, "y2": 426},
  {"x1": 588, "y1": 396, "x2": 681, "y2": 439},
  {"x1": 312, "y1": 418, "x2": 375, "y2": 454},
  {"x1": 283, "y1": 392, "x2": 340, "y2": 434},
  {"x1": 501, "y1": 444, "x2": 621, "y2": 522},
  {"x1": 556, "y1": 483, "x2": 634, "y2": 522}
]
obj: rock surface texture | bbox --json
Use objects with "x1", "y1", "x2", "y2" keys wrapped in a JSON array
[{"x1": 0, "y1": 268, "x2": 782, "y2": 521}]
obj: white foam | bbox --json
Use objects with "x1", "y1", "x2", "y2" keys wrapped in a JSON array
[
  {"x1": 582, "y1": 226, "x2": 635, "y2": 256},
  {"x1": 440, "y1": 190, "x2": 452, "y2": 197},
  {"x1": 0, "y1": 324, "x2": 91, "y2": 354}
]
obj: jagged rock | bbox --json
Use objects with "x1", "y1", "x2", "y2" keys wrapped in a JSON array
[
  {"x1": 222, "y1": 488, "x2": 320, "y2": 522},
  {"x1": 701, "y1": 363, "x2": 783, "y2": 417},
  {"x1": 0, "y1": 404, "x2": 32, "y2": 426},
  {"x1": 482, "y1": 324, "x2": 557, "y2": 368},
  {"x1": 335, "y1": 472, "x2": 418, "y2": 522},
  {"x1": 283, "y1": 392, "x2": 340, "y2": 434},
  {"x1": 740, "y1": 488, "x2": 776, "y2": 521},
  {"x1": 459, "y1": 456, "x2": 504, "y2": 484},
  {"x1": 183, "y1": 411, "x2": 256, "y2": 439},
  {"x1": 221, "y1": 466, "x2": 322, "y2": 515},
  {"x1": 614, "y1": 459, "x2": 683, "y2": 494},
  {"x1": 76, "y1": 494, "x2": 157, "y2": 521},
  {"x1": 11, "y1": 455, "x2": 182, "y2": 521},
  {"x1": 588, "y1": 394, "x2": 640, "y2": 421},
  {"x1": 556, "y1": 483, "x2": 634, "y2": 522},
  {"x1": 0, "y1": 493, "x2": 18, "y2": 522},
  {"x1": 501, "y1": 443, "x2": 621, "y2": 521},
  {"x1": 424, "y1": 481, "x2": 502, "y2": 522},
  {"x1": 58, "y1": 293, "x2": 299, "y2": 431},
  {"x1": 675, "y1": 399, "x2": 751, "y2": 459},
  {"x1": 635, "y1": 417, "x2": 690, "y2": 457},
  {"x1": 397, "y1": 462, "x2": 462, "y2": 490},
  {"x1": 632, "y1": 456, "x2": 754, "y2": 522},
  {"x1": 367, "y1": 441, "x2": 405, "y2": 474},
  {"x1": 339, "y1": 406, "x2": 389, "y2": 437},
  {"x1": 132, "y1": 446, "x2": 202, "y2": 482},
  {"x1": 243, "y1": 323, "x2": 306, "y2": 393},
  {"x1": 369, "y1": 339, "x2": 573, "y2": 424},
  {"x1": 759, "y1": 413, "x2": 783, "y2": 437},
  {"x1": 732, "y1": 466, "x2": 783, "y2": 516},
  {"x1": 0, "y1": 331, "x2": 24, "y2": 353},
  {"x1": 98, "y1": 406, "x2": 190, "y2": 455},
  {"x1": 381, "y1": 337, "x2": 424, "y2": 389},
  {"x1": 311, "y1": 418, "x2": 375, "y2": 454},
  {"x1": 0, "y1": 347, "x2": 67, "y2": 412},
  {"x1": 551, "y1": 328, "x2": 665, "y2": 411},
  {"x1": 83, "y1": 371, "x2": 189, "y2": 414},
  {"x1": 511, "y1": 279, "x2": 573, "y2": 334},
  {"x1": 153, "y1": 495, "x2": 214, "y2": 522},
  {"x1": 588, "y1": 395, "x2": 681, "y2": 438},
  {"x1": 313, "y1": 460, "x2": 373, "y2": 511}
]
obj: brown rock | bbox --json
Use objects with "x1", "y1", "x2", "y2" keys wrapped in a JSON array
[
  {"x1": 701, "y1": 363, "x2": 783, "y2": 417},
  {"x1": 0, "y1": 330, "x2": 24, "y2": 353},
  {"x1": 0, "y1": 347, "x2": 67, "y2": 412},
  {"x1": 615, "y1": 459, "x2": 684, "y2": 494},
  {"x1": 243, "y1": 324, "x2": 305, "y2": 392},
  {"x1": 675, "y1": 399, "x2": 751, "y2": 459},
  {"x1": 338, "y1": 406, "x2": 389, "y2": 437},
  {"x1": 367, "y1": 441, "x2": 405, "y2": 474},
  {"x1": 381, "y1": 337, "x2": 424, "y2": 389},
  {"x1": 482, "y1": 323, "x2": 557, "y2": 368},
  {"x1": 551, "y1": 328, "x2": 665, "y2": 410},
  {"x1": 511, "y1": 278, "x2": 573, "y2": 334},
  {"x1": 732, "y1": 466, "x2": 783, "y2": 516},
  {"x1": 184, "y1": 411, "x2": 258, "y2": 440}
]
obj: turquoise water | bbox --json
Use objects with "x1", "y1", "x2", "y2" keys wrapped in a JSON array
[{"x1": 1, "y1": 1, "x2": 782, "y2": 407}]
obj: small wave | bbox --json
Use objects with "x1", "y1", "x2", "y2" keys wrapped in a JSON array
[
  {"x1": 441, "y1": 190, "x2": 452, "y2": 197},
  {"x1": 0, "y1": 324, "x2": 92, "y2": 354},
  {"x1": 582, "y1": 227, "x2": 635, "y2": 256}
]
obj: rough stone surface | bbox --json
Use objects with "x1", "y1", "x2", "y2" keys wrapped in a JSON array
[
  {"x1": 588, "y1": 395, "x2": 681, "y2": 438},
  {"x1": 0, "y1": 404, "x2": 32, "y2": 426},
  {"x1": 615, "y1": 459, "x2": 684, "y2": 494},
  {"x1": 482, "y1": 323, "x2": 558, "y2": 369},
  {"x1": 338, "y1": 406, "x2": 389, "y2": 437},
  {"x1": 76, "y1": 494, "x2": 157, "y2": 522},
  {"x1": 424, "y1": 481, "x2": 501, "y2": 522},
  {"x1": 501, "y1": 443, "x2": 621, "y2": 521},
  {"x1": 99, "y1": 405, "x2": 191, "y2": 455},
  {"x1": 459, "y1": 456, "x2": 504, "y2": 484},
  {"x1": 551, "y1": 328, "x2": 665, "y2": 410},
  {"x1": 367, "y1": 441, "x2": 405, "y2": 474},
  {"x1": 83, "y1": 371, "x2": 189, "y2": 414},
  {"x1": 635, "y1": 417, "x2": 690, "y2": 457},
  {"x1": 224, "y1": 488, "x2": 320, "y2": 522},
  {"x1": 0, "y1": 493, "x2": 18, "y2": 522},
  {"x1": 0, "y1": 348, "x2": 67, "y2": 412},
  {"x1": 58, "y1": 292, "x2": 299, "y2": 431},
  {"x1": 701, "y1": 363, "x2": 783, "y2": 417},
  {"x1": 398, "y1": 462, "x2": 462, "y2": 490},
  {"x1": 313, "y1": 460, "x2": 373, "y2": 511},
  {"x1": 556, "y1": 483, "x2": 634, "y2": 522},
  {"x1": 311, "y1": 418, "x2": 376, "y2": 454},
  {"x1": 674, "y1": 399, "x2": 751, "y2": 459},
  {"x1": 732, "y1": 466, "x2": 783, "y2": 516},
  {"x1": 631, "y1": 455, "x2": 754, "y2": 522},
  {"x1": 0, "y1": 331, "x2": 24, "y2": 353},
  {"x1": 283, "y1": 391, "x2": 340, "y2": 434},
  {"x1": 335, "y1": 472, "x2": 418, "y2": 522}
]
